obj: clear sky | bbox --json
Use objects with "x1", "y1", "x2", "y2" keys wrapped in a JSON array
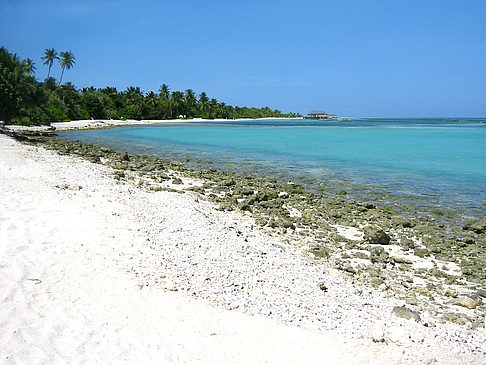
[{"x1": 1, "y1": 0, "x2": 485, "y2": 117}]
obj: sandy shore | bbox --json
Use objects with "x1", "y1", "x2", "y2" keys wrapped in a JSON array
[
  {"x1": 4, "y1": 117, "x2": 301, "y2": 132},
  {"x1": 0, "y1": 133, "x2": 484, "y2": 364}
]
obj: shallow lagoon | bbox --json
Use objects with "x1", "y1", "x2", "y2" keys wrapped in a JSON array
[{"x1": 60, "y1": 118, "x2": 486, "y2": 220}]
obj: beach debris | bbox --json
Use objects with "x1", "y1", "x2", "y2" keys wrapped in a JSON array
[
  {"x1": 391, "y1": 306, "x2": 421, "y2": 322},
  {"x1": 27, "y1": 278, "x2": 42, "y2": 284},
  {"x1": 319, "y1": 283, "x2": 328, "y2": 292}
]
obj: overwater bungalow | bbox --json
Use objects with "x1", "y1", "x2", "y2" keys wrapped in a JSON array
[{"x1": 306, "y1": 110, "x2": 338, "y2": 120}]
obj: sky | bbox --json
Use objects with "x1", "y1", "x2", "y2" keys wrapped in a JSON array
[{"x1": 1, "y1": 0, "x2": 485, "y2": 117}]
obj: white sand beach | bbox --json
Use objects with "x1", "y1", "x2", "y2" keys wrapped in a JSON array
[
  {"x1": 4, "y1": 118, "x2": 301, "y2": 132},
  {"x1": 0, "y1": 133, "x2": 484, "y2": 364}
]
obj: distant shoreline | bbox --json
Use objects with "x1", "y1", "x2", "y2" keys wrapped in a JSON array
[
  {"x1": 4, "y1": 117, "x2": 303, "y2": 132},
  {"x1": 4, "y1": 116, "x2": 486, "y2": 133}
]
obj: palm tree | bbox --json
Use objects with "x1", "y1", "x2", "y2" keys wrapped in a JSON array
[
  {"x1": 42, "y1": 48, "x2": 59, "y2": 78},
  {"x1": 158, "y1": 84, "x2": 171, "y2": 118},
  {"x1": 158, "y1": 84, "x2": 170, "y2": 100},
  {"x1": 58, "y1": 51, "x2": 75, "y2": 85},
  {"x1": 208, "y1": 98, "x2": 218, "y2": 118},
  {"x1": 184, "y1": 89, "x2": 196, "y2": 117},
  {"x1": 171, "y1": 91, "x2": 184, "y2": 118},
  {"x1": 22, "y1": 58, "x2": 36, "y2": 75},
  {"x1": 198, "y1": 91, "x2": 209, "y2": 116},
  {"x1": 145, "y1": 91, "x2": 159, "y2": 108}
]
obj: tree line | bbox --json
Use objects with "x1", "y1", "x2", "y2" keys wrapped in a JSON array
[{"x1": 0, "y1": 47, "x2": 299, "y2": 125}]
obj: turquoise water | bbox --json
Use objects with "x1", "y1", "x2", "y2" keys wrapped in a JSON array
[{"x1": 60, "y1": 118, "x2": 486, "y2": 219}]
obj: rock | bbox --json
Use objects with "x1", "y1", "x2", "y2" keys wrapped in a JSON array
[
  {"x1": 238, "y1": 203, "x2": 252, "y2": 212},
  {"x1": 369, "y1": 246, "x2": 385, "y2": 255},
  {"x1": 365, "y1": 229, "x2": 391, "y2": 245},
  {"x1": 475, "y1": 289, "x2": 486, "y2": 298},
  {"x1": 121, "y1": 152, "x2": 130, "y2": 161},
  {"x1": 414, "y1": 247, "x2": 431, "y2": 257},
  {"x1": 444, "y1": 288, "x2": 459, "y2": 298},
  {"x1": 319, "y1": 283, "x2": 328, "y2": 291},
  {"x1": 343, "y1": 264, "x2": 357, "y2": 274},
  {"x1": 392, "y1": 255, "x2": 413, "y2": 264},
  {"x1": 462, "y1": 219, "x2": 486, "y2": 234},
  {"x1": 113, "y1": 170, "x2": 125, "y2": 178},
  {"x1": 423, "y1": 356, "x2": 437, "y2": 364},
  {"x1": 279, "y1": 218, "x2": 295, "y2": 230},
  {"x1": 371, "y1": 277, "x2": 384, "y2": 286},
  {"x1": 462, "y1": 237, "x2": 475, "y2": 245},
  {"x1": 240, "y1": 188, "x2": 254, "y2": 196},
  {"x1": 368, "y1": 246, "x2": 390, "y2": 263},
  {"x1": 391, "y1": 306, "x2": 421, "y2": 322},
  {"x1": 400, "y1": 219, "x2": 415, "y2": 228},
  {"x1": 172, "y1": 178, "x2": 183, "y2": 185},
  {"x1": 223, "y1": 179, "x2": 236, "y2": 186},
  {"x1": 257, "y1": 191, "x2": 278, "y2": 202},
  {"x1": 400, "y1": 238, "x2": 415, "y2": 249},
  {"x1": 370, "y1": 326, "x2": 385, "y2": 343},
  {"x1": 452, "y1": 296, "x2": 482, "y2": 309},
  {"x1": 353, "y1": 251, "x2": 370, "y2": 260},
  {"x1": 255, "y1": 217, "x2": 268, "y2": 226},
  {"x1": 385, "y1": 326, "x2": 408, "y2": 345},
  {"x1": 268, "y1": 219, "x2": 279, "y2": 228},
  {"x1": 443, "y1": 312, "x2": 472, "y2": 325},
  {"x1": 309, "y1": 247, "x2": 330, "y2": 259}
]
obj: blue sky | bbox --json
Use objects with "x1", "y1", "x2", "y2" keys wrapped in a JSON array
[{"x1": 1, "y1": 0, "x2": 485, "y2": 116}]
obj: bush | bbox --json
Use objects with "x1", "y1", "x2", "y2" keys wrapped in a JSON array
[{"x1": 46, "y1": 106, "x2": 69, "y2": 122}]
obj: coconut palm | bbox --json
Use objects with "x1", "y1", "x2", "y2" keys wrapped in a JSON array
[
  {"x1": 171, "y1": 91, "x2": 184, "y2": 118},
  {"x1": 198, "y1": 91, "x2": 209, "y2": 115},
  {"x1": 22, "y1": 58, "x2": 36, "y2": 75},
  {"x1": 58, "y1": 51, "x2": 75, "y2": 85},
  {"x1": 145, "y1": 91, "x2": 159, "y2": 108},
  {"x1": 42, "y1": 48, "x2": 59, "y2": 78},
  {"x1": 184, "y1": 89, "x2": 197, "y2": 117},
  {"x1": 158, "y1": 84, "x2": 170, "y2": 100}
]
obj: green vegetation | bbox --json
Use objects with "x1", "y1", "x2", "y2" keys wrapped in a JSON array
[{"x1": 0, "y1": 47, "x2": 299, "y2": 125}]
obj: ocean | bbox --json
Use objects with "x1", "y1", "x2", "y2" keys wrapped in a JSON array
[{"x1": 59, "y1": 118, "x2": 486, "y2": 221}]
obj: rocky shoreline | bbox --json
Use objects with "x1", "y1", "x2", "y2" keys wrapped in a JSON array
[
  {"x1": 9, "y1": 130, "x2": 485, "y2": 325},
  {"x1": 3, "y1": 128, "x2": 485, "y2": 362}
]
